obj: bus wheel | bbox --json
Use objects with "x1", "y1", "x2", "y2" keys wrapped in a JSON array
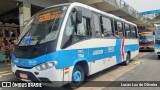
[
  {"x1": 124, "y1": 53, "x2": 130, "y2": 65},
  {"x1": 70, "y1": 65, "x2": 84, "y2": 87}
]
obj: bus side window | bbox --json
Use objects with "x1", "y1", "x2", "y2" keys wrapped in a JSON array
[
  {"x1": 61, "y1": 16, "x2": 74, "y2": 49},
  {"x1": 93, "y1": 13, "x2": 101, "y2": 38},
  {"x1": 100, "y1": 16, "x2": 113, "y2": 38},
  {"x1": 115, "y1": 21, "x2": 123, "y2": 38},
  {"x1": 130, "y1": 26, "x2": 137, "y2": 38},
  {"x1": 124, "y1": 24, "x2": 131, "y2": 38},
  {"x1": 74, "y1": 17, "x2": 91, "y2": 43}
]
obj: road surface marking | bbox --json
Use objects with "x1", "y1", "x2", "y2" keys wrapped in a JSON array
[
  {"x1": 0, "y1": 72, "x2": 12, "y2": 78},
  {"x1": 0, "y1": 71, "x2": 11, "y2": 74}
]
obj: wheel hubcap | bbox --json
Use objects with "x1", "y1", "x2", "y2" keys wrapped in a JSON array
[{"x1": 73, "y1": 70, "x2": 82, "y2": 83}]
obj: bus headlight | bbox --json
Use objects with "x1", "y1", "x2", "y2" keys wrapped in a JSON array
[{"x1": 36, "y1": 61, "x2": 57, "y2": 71}]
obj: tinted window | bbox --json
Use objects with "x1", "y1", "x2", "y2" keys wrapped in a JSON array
[
  {"x1": 156, "y1": 26, "x2": 160, "y2": 39},
  {"x1": 74, "y1": 17, "x2": 91, "y2": 43},
  {"x1": 115, "y1": 21, "x2": 123, "y2": 38},
  {"x1": 17, "y1": 6, "x2": 68, "y2": 46},
  {"x1": 93, "y1": 13, "x2": 101, "y2": 38},
  {"x1": 61, "y1": 16, "x2": 74, "y2": 48},
  {"x1": 130, "y1": 26, "x2": 137, "y2": 38},
  {"x1": 124, "y1": 24, "x2": 131, "y2": 38},
  {"x1": 62, "y1": 14, "x2": 92, "y2": 48},
  {"x1": 101, "y1": 17, "x2": 113, "y2": 37}
]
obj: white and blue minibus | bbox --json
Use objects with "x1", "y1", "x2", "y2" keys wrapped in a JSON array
[
  {"x1": 11, "y1": 2, "x2": 139, "y2": 87},
  {"x1": 155, "y1": 24, "x2": 160, "y2": 58}
]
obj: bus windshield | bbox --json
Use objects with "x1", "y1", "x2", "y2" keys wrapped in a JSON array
[
  {"x1": 18, "y1": 6, "x2": 68, "y2": 46},
  {"x1": 156, "y1": 26, "x2": 160, "y2": 40},
  {"x1": 139, "y1": 35, "x2": 154, "y2": 43}
]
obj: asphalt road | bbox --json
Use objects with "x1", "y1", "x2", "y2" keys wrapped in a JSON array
[
  {"x1": 104, "y1": 51, "x2": 160, "y2": 90},
  {"x1": 0, "y1": 51, "x2": 159, "y2": 90}
]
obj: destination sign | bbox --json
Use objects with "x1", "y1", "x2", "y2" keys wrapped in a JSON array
[{"x1": 39, "y1": 11, "x2": 63, "y2": 22}]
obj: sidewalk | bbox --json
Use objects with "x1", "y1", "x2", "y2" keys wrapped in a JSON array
[
  {"x1": 103, "y1": 52, "x2": 160, "y2": 90},
  {"x1": 0, "y1": 61, "x2": 11, "y2": 73},
  {"x1": 0, "y1": 62, "x2": 12, "y2": 80},
  {"x1": 0, "y1": 62, "x2": 11, "y2": 67}
]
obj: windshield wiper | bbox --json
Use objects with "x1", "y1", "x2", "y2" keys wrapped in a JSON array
[{"x1": 34, "y1": 37, "x2": 42, "y2": 50}]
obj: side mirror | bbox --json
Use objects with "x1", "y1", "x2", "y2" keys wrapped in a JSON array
[
  {"x1": 76, "y1": 11, "x2": 82, "y2": 24},
  {"x1": 72, "y1": 9, "x2": 82, "y2": 25}
]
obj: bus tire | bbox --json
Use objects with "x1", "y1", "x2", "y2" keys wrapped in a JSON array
[
  {"x1": 158, "y1": 55, "x2": 160, "y2": 59},
  {"x1": 70, "y1": 65, "x2": 84, "y2": 88},
  {"x1": 124, "y1": 53, "x2": 130, "y2": 65}
]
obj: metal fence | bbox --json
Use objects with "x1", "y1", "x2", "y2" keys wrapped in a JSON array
[{"x1": 104, "y1": 0, "x2": 154, "y2": 26}]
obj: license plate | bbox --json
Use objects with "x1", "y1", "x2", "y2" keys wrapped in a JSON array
[{"x1": 19, "y1": 73, "x2": 28, "y2": 79}]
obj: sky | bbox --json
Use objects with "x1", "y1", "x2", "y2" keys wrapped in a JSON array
[{"x1": 123, "y1": 0, "x2": 160, "y2": 12}]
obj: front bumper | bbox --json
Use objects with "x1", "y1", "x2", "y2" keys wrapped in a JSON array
[
  {"x1": 155, "y1": 48, "x2": 160, "y2": 55},
  {"x1": 12, "y1": 64, "x2": 64, "y2": 87},
  {"x1": 139, "y1": 46, "x2": 154, "y2": 50}
]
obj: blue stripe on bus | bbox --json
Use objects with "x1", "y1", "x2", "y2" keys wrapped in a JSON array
[
  {"x1": 11, "y1": 54, "x2": 46, "y2": 68},
  {"x1": 155, "y1": 44, "x2": 160, "y2": 47},
  {"x1": 115, "y1": 39, "x2": 122, "y2": 64},
  {"x1": 12, "y1": 40, "x2": 139, "y2": 69}
]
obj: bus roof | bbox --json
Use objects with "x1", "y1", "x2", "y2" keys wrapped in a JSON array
[{"x1": 45, "y1": 2, "x2": 137, "y2": 26}]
